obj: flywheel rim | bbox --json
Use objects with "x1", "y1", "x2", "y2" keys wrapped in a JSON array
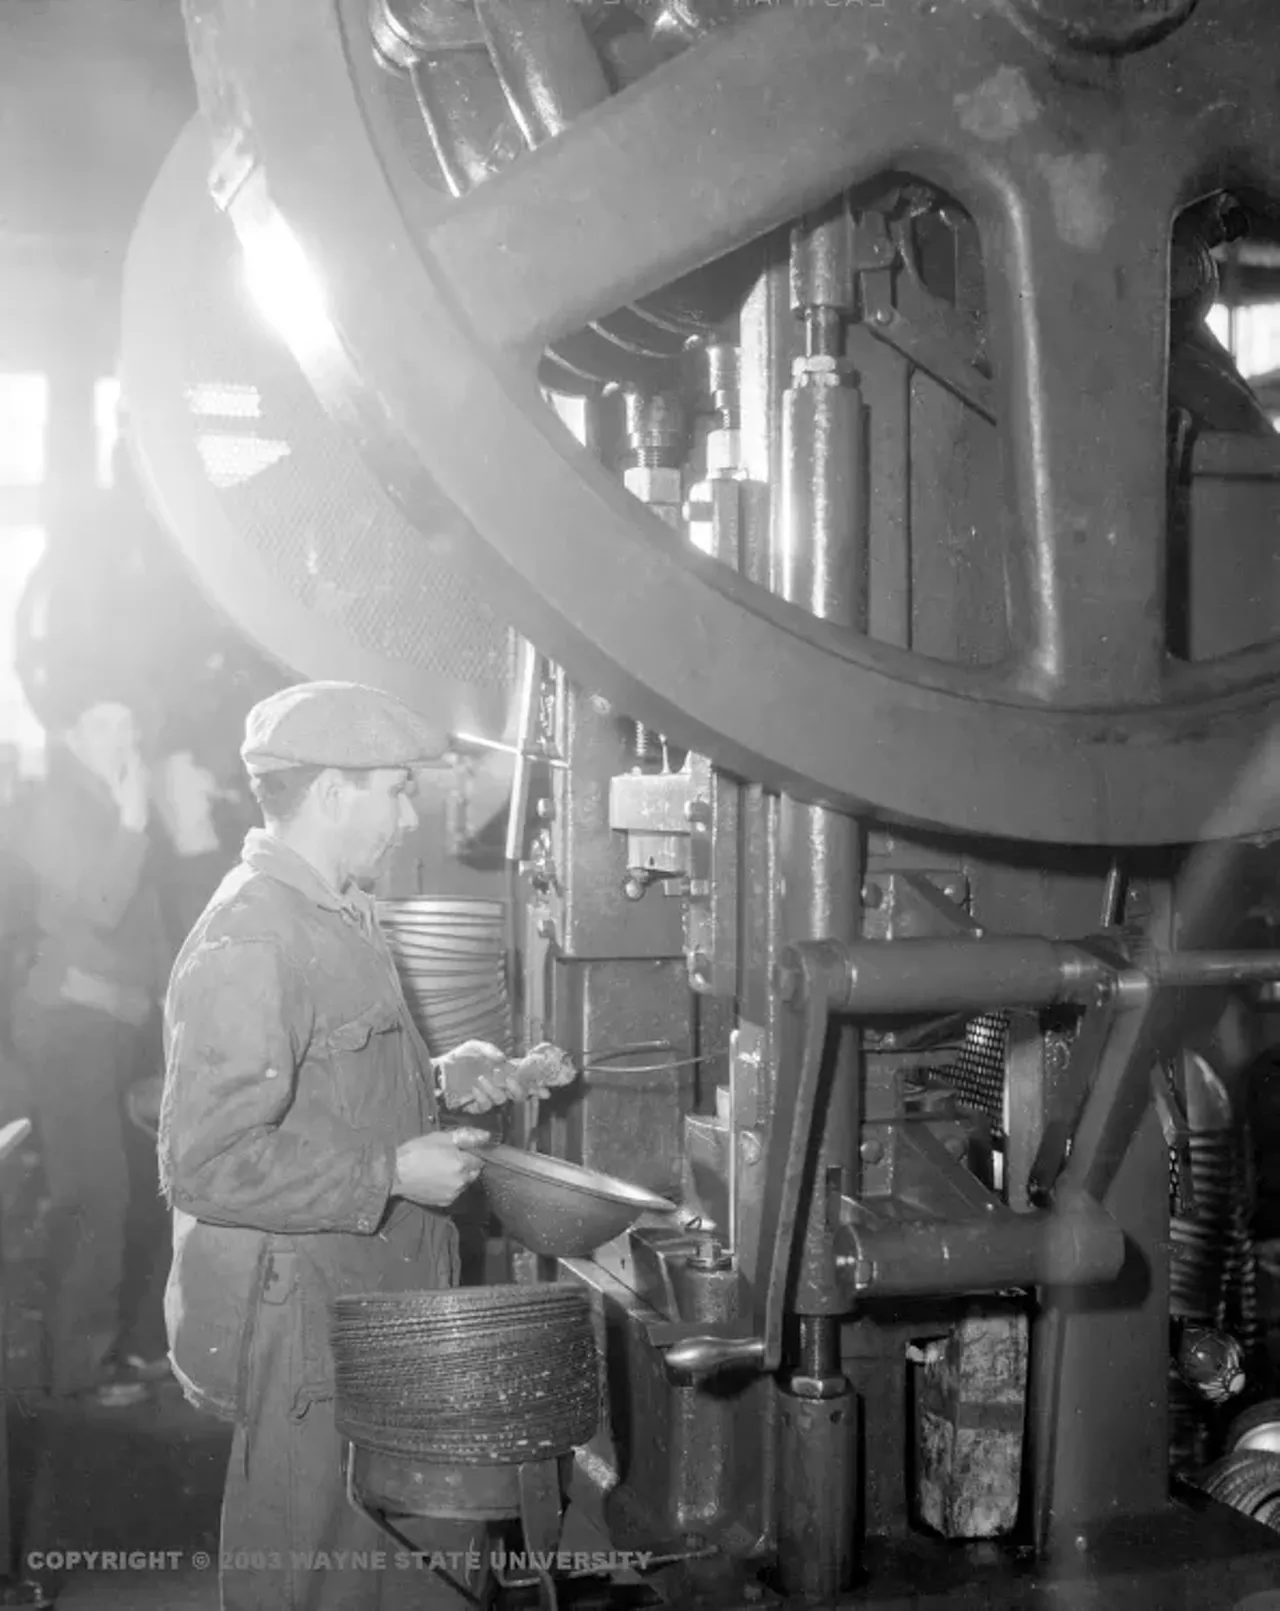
[{"x1": 179, "y1": 0, "x2": 1280, "y2": 844}]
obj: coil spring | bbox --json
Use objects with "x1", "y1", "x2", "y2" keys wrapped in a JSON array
[
  {"x1": 1170, "y1": 1126, "x2": 1257, "y2": 1354},
  {"x1": 1170, "y1": 1375, "x2": 1211, "y2": 1471}
]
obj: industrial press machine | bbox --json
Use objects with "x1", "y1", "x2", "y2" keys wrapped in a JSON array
[{"x1": 123, "y1": 0, "x2": 1280, "y2": 1602}]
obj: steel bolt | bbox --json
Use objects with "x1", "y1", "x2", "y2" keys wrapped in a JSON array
[
  {"x1": 689, "y1": 1236, "x2": 732, "y2": 1272},
  {"x1": 773, "y1": 962, "x2": 801, "y2": 1002},
  {"x1": 859, "y1": 1137, "x2": 884, "y2": 1165},
  {"x1": 944, "y1": 1134, "x2": 967, "y2": 1159},
  {"x1": 1045, "y1": 1036, "x2": 1072, "y2": 1073},
  {"x1": 535, "y1": 797, "x2": 555, "y2": 821},
  {"x1": 862, "y1": 882, "x2": 884, "y2": 909},
  {"x1": 738, "y1": 1131, "x2": 763, "y2": 1166}
]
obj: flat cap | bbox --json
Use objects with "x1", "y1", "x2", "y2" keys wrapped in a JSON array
[{"x1": 241, "y1": 681, "x2": 450, "y2": 776}]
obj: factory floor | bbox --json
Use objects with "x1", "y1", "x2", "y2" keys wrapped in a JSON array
[
  {"x1": 10, "y1": 1384, "x2": 621, "y2": 1610},
  {"x1": 11, "y1": 1379, "x2": 226, "y2": 1608},
  {"x1": 0, "y1": 1141, "x2": 623, "y2": 1610}
]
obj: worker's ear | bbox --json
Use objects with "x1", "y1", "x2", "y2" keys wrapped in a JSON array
[{"x1": 312, "y1": 767, "x2": 348, "y2": 821}]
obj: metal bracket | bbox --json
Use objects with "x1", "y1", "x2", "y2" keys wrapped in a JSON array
[
  {"x1": 861, "y1": 869, "x2": 978, "y2": 942},
  {"x1": 664, "y1": 940, "x2": 844, "y2": 1379}
]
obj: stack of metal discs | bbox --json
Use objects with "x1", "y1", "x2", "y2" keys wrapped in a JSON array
[
  {"x1": 377, "y1": 898, "x2": 511, "y2": 1056},
  {"x1": 332, "y1": 1286, "x2": 599, "y2": 1464}
]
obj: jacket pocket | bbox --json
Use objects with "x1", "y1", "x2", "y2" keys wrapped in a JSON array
[
  {"x1": 166, "y1": 1212, "x2": 269, "y2": 1425},
  {"x1": 257, "y1": 1247, "x2": 336, "y2": 1421},
  {"x1": 327, "y1": 1003, "x2": 401, "y2": 1054},
  {"x1": 325, "y1": 1004, "x2": 405, "y2": 1128}
]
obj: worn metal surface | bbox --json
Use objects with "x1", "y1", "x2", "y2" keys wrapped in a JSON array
[
  {"x1": 776, "y1": 1380, "x2": 855, "y2": 1595},
  {"x1": 185, "y1": 0, "x2": 1280, "y2": 842},
  {"x1": 349, "y1": 1448, "x2": 527, "y2": 1521},
  {"x1": 559, "y1": 1254, "x2": 771, "y2": 1559},
  {"x1": 839, "y1": 1197, "x2": 1124, "y2": 1299},
  {"x1": 915, "y1": 1312, "x2": 1027, "y2": 1540},
  {"x1": 476, "y1": 1143, "x2": 676, "y2": 1258},
  {"x1": 557, "y1": 957, "x2": 695, "y2": 1198}
]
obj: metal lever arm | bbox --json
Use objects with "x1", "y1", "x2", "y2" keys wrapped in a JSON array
[
  {"x1": 663, "y1": 1335, "x2": 766, "y2": 1376},
  {"x1": 664, "y1": 940, "x2": 844, "y2": 1380}
]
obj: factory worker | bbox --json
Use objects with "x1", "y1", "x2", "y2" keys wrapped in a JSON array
[
  {"x1": 160, "y1": 681, "x2": 571, "y2": 1611},
  {"x1": 11, "y1": 693, "x2": 169, "y2": 1404}
]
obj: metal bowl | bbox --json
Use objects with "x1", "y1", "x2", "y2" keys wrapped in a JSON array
[{"x1": 475, "y1": 1144, "x2": 677, "y2": 1257}]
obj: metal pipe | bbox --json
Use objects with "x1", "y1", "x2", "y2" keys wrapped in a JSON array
[
  {"x1": 837, "y1": 938, "x2": 1111, "y2": 1014},
  {"x1": 775, "y1": 208, "x2": 861, "y2": 1604},
  {"x1": 1151, "y1": 952, "x2": 1280, "y2": 988},
  {"x1": 797, "y1": 1313, "x2": 841, "y2": 1379},
  {"x1": 838, "y1": 1199, "x2": 1125, "y2": 1299},
  {"x1": 776, "y1": 1389, "x2": 855, "y2": 1600},
  {"x1": 827, "y1": 939, "x2": 1280, "y2": 1016}
]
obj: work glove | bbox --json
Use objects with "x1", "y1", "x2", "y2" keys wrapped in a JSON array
[{"x1": 434, "y1": 1040, "x2": 577, "y2": 1114}]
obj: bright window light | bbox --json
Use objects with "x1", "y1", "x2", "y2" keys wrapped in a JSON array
[
  {"x1": 545, "y1": 391, "x2": 590, "y2": 447},
  {"x1": 196, "y1": 433, "x2": 291, "y2": 490},
  {"x1": 1205, "y1": 300, "x2": 1280, "y2": 381},
  {"x1": 240, "y1": 214, "x2": 335, "y2": 364},
  {"x1": 0, "y1": 374, "x2": 48, "y2": 487},
  {"x1": 1232, "y1": 302, "x2": 1280, "y2": 380},
  {"x1": 185, "y1": 382, "x2": 262, "y2": 419},
  {"x1": 95, "y1": 376, "x2": 121, "y2": 488},
  {"x1": 0, "y1": 525, "x2": 48, "y2": 774}
]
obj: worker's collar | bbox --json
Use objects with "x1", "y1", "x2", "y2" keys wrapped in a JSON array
[{"x1": 241, "y1": 828, "x2": 377, "y2": 934}]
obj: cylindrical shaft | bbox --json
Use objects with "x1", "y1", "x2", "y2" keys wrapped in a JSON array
[
  {"x1": 838, "y1": 938, "x2": 1108, "y2": 1014},
  {"x1": 775, "y1": 211, "x2": 863, "y2": 1602},
  {"x1": 833, "y1": 939, "x2": 1280, "y2": 1015},
  {"x1": 776, "y1": 1387, "x2": 855, "y2": 1600},
  {"x1": 838, "y1": 1202, "x2": 1125, "y2": 1299}
]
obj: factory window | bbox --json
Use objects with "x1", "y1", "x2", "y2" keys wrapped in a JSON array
[
  {"x1": 0, "y1": 524, "x2": 48, "y2": 776},
  {"x1": 186, "y1": 381, "x2": 262, "y2": 419},
  {"x1": 0, "y1": 373, "x2": 49, "y2": 488},
  {"x1": 195, "y1": 433, "x2": 291, "y2": 490},
  {"x1": 1233, "y1": 303, "x2": 1280, "y2": 379},
  {"x1": 1206, "y1": 300, "x2": 1280, "y2": 379},
  {"x1": 94, "y1": 376, "x2": 121, "y2": 489}
]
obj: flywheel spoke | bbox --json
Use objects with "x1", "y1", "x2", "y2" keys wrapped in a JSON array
[
  {"x1": 424, "y1": 5, "x2": 939, "y2": 361},
  {"x1": 179, "y1": 0, "x2": 1280, "y2": 843},
  {"x1": 989, "y1": 147, "x2": 1177, "y2": 705}
]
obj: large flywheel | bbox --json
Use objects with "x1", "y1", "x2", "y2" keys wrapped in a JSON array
[{"x1": 178, "y1": 0, "x2": 1280, "y2": 845}]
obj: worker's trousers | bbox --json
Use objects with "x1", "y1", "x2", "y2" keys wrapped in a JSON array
[
  {"x1": 221, "y1": 1250, "x2": 483, "y2": 1611},
  {"x1": 12, "y1": 1002, "x2": 144, "y2": 1395}
]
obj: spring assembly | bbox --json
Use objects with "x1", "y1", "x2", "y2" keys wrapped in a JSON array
[
  {"x1": 1170, "y1": 1127, "x2": 1258, "y2": 1353},
  {"x1": 1168, "y1": 1080, "x2": 1258, "y2": 1471}
]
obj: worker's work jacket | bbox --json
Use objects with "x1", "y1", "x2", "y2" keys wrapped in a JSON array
[
  {"x1": 15, "y1": 749, "x2": 168, "y2": 1025},
  {"x1": 159, "y1": 829, "x2": 457, "y2": 1422}
]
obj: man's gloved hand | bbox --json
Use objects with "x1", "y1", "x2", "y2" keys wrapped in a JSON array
[{"x1": 434, "y1": 1040, "x2": 578, "y2": 1114}]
